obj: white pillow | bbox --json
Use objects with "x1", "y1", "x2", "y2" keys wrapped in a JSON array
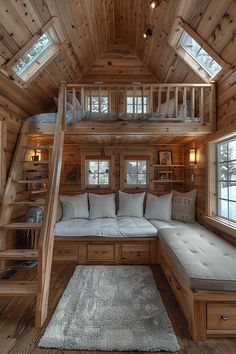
[
  {"x1": 89, "y1": 193, "x2": 116, "y2": 219},
  {"x1": 60, "y1": 194, "x2": 89, "y2": 220},
  {"x1": 54, "y1": 97, "x2": 73, "y2": 112},
  {"x1": 66, "y1": 92, "x2": 81, "y2": 112},
  {"x1": 145, "y1": 192, "x2": 172, "y2": 221},
  {"x1": 117, "y1": 191, "x2": 145, "y2": 218}
]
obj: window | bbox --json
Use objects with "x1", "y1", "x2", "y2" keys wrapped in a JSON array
[
  {"x1": 87, "y1": 95, "x2": 108, "y2": 113},
  {"x1": 216, "y1": 138, "x2": 236, "y2": 222},
  {"x1": 178, "y1": 31, "x2": 222, "y2": 79},
  {"x1": 85, "y1": 160, "x2": 110, "y2": 187},
  {"x1": 11, "y1": 32, "x2": 53, "y2": 77},
  {"x1": 126, "y1": 96, "x2": 148, "y2": 114},
  {"x1": 3, "y1": 18, "x2": 64, "y2": 86},
  {"x1": 125, "y1": 160, "x2": 149, "y2": 187},
  {"x1": 169, "y1": 18, "x2": 226, "y2": 82}
]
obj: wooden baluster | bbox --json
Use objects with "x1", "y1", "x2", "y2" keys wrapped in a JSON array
[
  {"x1": 192, "y1": 87, "x2": 195, "y2": 123},
  {"x1": 124, "y1": 87, "x2": 127, "y2": 117},
  {"x1": 89, "y1": 88, "x2": 92, "y2": 116},
  {"x1": 81, "y1": 87, "x2": 84, "y2": 118},
  {"x1": 158, "y1": 87, "x2": 161, "y2": 116},
  {"x1": 133, "y1": 86, "x2": 135, "y2": 118},
  {"x1": 72, "y1": 88, "x2": 76, "y2": 123},
  {"x1": 99, "y1": 87, "x2": 101, "y2": 118},
  {"x1": 166, "y1": 87, "x2": 170, "y2": 117},
  {"x1": 183, "y1": 86, "x2": 187, "y2": 120},
  {"x1": 209, "y1": 83, "x2": 216, "y2": 131},
  {"x1": 141, "y1": 86, "x2": 144, "y2": 117},
  {"x1": 175, "y1": 86, "x2": 178, "y2": 118},
  {"x1": 150, "y1": 86, "x2": 153, "y2": 115},
  {"x1": 108, "y1": 88, "x2": 111, "y2": 114},
  {"x1": 200, "y1": 87, "x2": 204, "y2": 125}
]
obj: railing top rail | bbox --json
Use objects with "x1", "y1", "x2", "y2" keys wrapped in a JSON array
[{"x1": 66, "y1": 83, "x2": 213, "y2": 89}]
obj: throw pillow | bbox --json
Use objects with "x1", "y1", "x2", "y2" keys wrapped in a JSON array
[
  {"x1": 172, "y1": 189, "x2": 197, "y2": 223},
  {"x1": 117, "y1": 191, "x2": 145, "y2": 218},
  {"x1": 60, "y1": 193, "x2": 89, "y2": 220},
  {"x1": 145, "y1": 192, "x2": 172, "y2": 221},
  {"x1": 89, "y1": 193, "x2": 116, "y2": 219}
]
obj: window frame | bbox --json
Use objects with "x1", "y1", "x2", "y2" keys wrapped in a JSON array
[
  {"x1": 85, "y1": 159, "x2": 111, "y2": 188},
  {"x1": 169, "y1": 17, "x2": 229, "y2": 82},
  {"x1": 126, "y1": 95, "x2": 149, "y2": 114},
  {"x1": 206, "y1": 132, "x2": 236, "y2": 238},
  {"x1": 86, "y1": 92, "x2": 109, "y2": 114},
  {"x1": 1, "y1": 17, "x2": 65, "y2": 87},
  {"x1": 124, "y1": 159, "x2": 149, "y2": 188}
]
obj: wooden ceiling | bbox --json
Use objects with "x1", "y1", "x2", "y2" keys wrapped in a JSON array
[{"x1": 0, "y1": 0, "x2": 236, "y2": 115}]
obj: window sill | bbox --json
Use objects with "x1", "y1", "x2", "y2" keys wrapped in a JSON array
[{"x1": 204, "y1": 216, "x2": 236, "y2": 239}]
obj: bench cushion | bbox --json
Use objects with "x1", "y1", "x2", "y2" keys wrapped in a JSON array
[
  {"x1": 159, "y1": 227, "x2": 236, "y2": 292},
  {"x1": 55, "y1": 216, "x2": 158, "y2": 237}
]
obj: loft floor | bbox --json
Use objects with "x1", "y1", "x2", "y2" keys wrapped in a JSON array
[{"x1": 0, "y1": 264, "x2": 236, "y2": 354}]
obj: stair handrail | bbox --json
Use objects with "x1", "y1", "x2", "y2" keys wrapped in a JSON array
[{"x1": 35, "y1": 81, "x2": 66, "y2": 326}]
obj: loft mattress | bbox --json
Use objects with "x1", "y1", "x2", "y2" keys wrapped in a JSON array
[
  {"x1": 159, "y1": 227, "x2": 236, "y2": 292},
  {"x1": 55, "y1": 216, "x2": 158, "y2": 237}
]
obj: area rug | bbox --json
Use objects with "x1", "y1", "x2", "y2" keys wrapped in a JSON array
[{"x1": 39, "y1": 265, "x2": 180, "y2": 352}]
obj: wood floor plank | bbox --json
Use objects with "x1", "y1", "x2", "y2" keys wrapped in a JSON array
[{"x1": 0, "y1": 264, "x2": 236, "y2": 353}]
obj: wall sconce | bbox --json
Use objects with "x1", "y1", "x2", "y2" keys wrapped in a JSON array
[
  {"x1": 31, "y1": 149, "x2": 40, "y2": 161},
  {"x1": 143, "y1": 28, "x2": 152, "y2": 39},
  {"x1": 189, "y1": 148, "x2": 196, "y2": 165}
]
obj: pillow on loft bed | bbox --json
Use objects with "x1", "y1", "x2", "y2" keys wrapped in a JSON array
[
  {"x1": 89, "y1": 193, "x2": 116, "y2": 219},
  {"x1": 155, "y1": 98, "x2": 192, "y2": 118},
  {"x1": 66, "y1": 92, "x2": 81, "y2": 112},
  {"x1": 145, "y1": 192, "x2": 172, "y2": 221},
  {"x1": 171, "y1": 189, "x2": 197, "y2": 223}
]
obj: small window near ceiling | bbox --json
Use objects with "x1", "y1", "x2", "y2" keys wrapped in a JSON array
[
  {"x1": 216, "y1": 138, "x2": 236, "y2": 222},
  {"x1": 125, "y1": 160, "x2": 149, "y2": 187},
  {"x1": 178, "y1": 31, "x2": 222, "y2": 79},
  {"x1": 85, "y1": 160, "x2": 110, "y2": 187},
  {"x1": 127, "y1": 96, "x2": 148, "y2": 114},
  {"x1": 87, "y1": 95, "x2": 108, "y2": 113}
]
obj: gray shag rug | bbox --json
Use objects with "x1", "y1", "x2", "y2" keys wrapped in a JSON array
[{"x1": 39, "y1": 265, "x2": 180, "y2": 352}]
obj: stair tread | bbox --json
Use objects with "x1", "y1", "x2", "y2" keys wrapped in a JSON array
[
  {"x1": 0, "y1": 281, "x2": 37, "y2": 296},
  {"x1": 21, "y1": 160, "x2": 49, "y2": 164},
  {"x1": 30, "y1": 189, "x2": 47, "y2": 195},
  {"x1": 11, "y1": 201, "x2": 45, "y2": 206},
  {"x1": 22, "y1": 145, "x2": 52, "y2": 149},
  {"x1": 0, "y1": 249, "x2": 38, "y2": 260},
  {"x1": 16, "y1": 179, "x2": 48, "y2": 183},
  {"x1": 1, "y1": 223, "x2": 42, "y2": 229}
]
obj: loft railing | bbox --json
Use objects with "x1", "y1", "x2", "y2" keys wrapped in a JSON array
[{"x1": 65, "y1": 83, "x2": 216, "y2": 129}]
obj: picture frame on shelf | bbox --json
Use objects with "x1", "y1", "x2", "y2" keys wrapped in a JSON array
[{"x1": 158, "y1": 151, "x2": 172, "y2": 165}]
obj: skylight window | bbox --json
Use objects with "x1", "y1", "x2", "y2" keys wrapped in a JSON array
[
  {"x1": 11, "y1": 32, "x2": 53, "y2": 76},
  {"x1": 178, "y1": 31, "x2": 222, "y2": 78}
]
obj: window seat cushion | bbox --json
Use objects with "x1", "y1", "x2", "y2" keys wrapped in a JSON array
[
  {"x1": 55, "y1": 216, "x2": 158, "y2": 237},
  {"x1": 159, "y1": 227, "x2": 236, "y2": 292}
]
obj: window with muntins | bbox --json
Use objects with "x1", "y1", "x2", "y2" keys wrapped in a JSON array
[
  {"x1": 126, "y1": 96, "x2": 148, "y2": 114},
  {"x1": 87, "y1": 95, "x2": 108, "y2": 113},
  {"x1": 216, "y1": 138, "x2": 236, "y2": 222},
  {"x1": 125, "y1": 160, "x2": 149, "y2": 187},
  {"x1": 178, "y1": 31, "x2": 222, "y2": 79},
  {"x1": 86, "y1": 160, "x2": 110, "y2": 187}
]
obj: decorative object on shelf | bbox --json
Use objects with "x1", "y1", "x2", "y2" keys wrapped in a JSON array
[
  {"x1": 158, "y1": 151, "x2": 172, "y2": 165},
  {"x1": 31, "y1": 148, "x2": 41, "y2": 161},
  {"x1": 158, "y1": 171, "x2": 172, "y2": 180},
  {"x1": 189, "y1": 148, "x2": 196, "y2": 165}
]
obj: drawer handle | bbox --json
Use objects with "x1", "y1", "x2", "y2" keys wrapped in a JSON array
[{"x1": 220, "y1": 315, "x2": 228, "y2": 321}]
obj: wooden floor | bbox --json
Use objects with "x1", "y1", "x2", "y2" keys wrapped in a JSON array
[{"x1": 0, "y1": 264, "x2": 236, "y2": 354}]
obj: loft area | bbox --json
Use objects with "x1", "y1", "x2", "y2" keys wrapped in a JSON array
[{"x1": 0, "y1": 1, "x2": 236, "y2": 353}]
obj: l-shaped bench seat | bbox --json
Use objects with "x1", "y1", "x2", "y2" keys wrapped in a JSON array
[{"x1": 53, "y1": 217, "x2": 236, "y2": 340}]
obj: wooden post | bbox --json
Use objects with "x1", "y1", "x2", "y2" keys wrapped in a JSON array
[
  {"x1": 99, "y1": 87, "x2": 101, "y2": 118},
  {"x1": 72, "y1": 88, "x2": 77, "y2": 123},
  {"x1": 150, "y1": 86, "x2": 153, "y2": 114},
  {"x1": 166, "y1": 87, "x2": 170, "y2": 116},
  {"x1": 200, "y1": 86, "x2": 204, "y2": 125},
  {"x1": 108, "y1": 88, "x2": 111, "y2": 114},
  {"x1": 191, "y1": 87, "x2": 195, "y2": 122},
  {"x1": 183, "y1": 86, "x2": 187, "y2": 119},
  {"x1": 0, "y1": 120, "x2": 7, "y2": 201},
  {"x1": 158, "y1": 87, "x2": 161, "y2": 116},
  {"x1": 141, "y1": 86, "x2": 144, "y2": 117},
  {"x1": 175, "y1": 87, "x2": 178, "y2": 118},
  {"x1": 209, "y1": 83, "x2": 216, "y2": 131},
  {"x1": 81, "y1": 87, "x2": 84, "y2": 118}
]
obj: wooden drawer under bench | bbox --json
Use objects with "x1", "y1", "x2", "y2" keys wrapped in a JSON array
[{"x1": 53, "y1": 237, "x2": 158, "y2": 264}]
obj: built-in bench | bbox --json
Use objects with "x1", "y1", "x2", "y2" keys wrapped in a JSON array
[{"x1": 158, "y1": 227, "x2": 236, "y2": 340}]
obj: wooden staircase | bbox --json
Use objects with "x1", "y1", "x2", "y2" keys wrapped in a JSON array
[{"x1": 0, "y1": 82, "x2": 66, "y2": 327}]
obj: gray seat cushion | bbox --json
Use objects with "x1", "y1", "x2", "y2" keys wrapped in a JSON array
[{"x1": 159, "y1": 227, "x2": 236, "y2": 292}]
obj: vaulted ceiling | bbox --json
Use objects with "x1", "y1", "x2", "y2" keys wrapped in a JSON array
[{"x1": 0, "y1": 0, "x2": 235, "y2": 115}]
